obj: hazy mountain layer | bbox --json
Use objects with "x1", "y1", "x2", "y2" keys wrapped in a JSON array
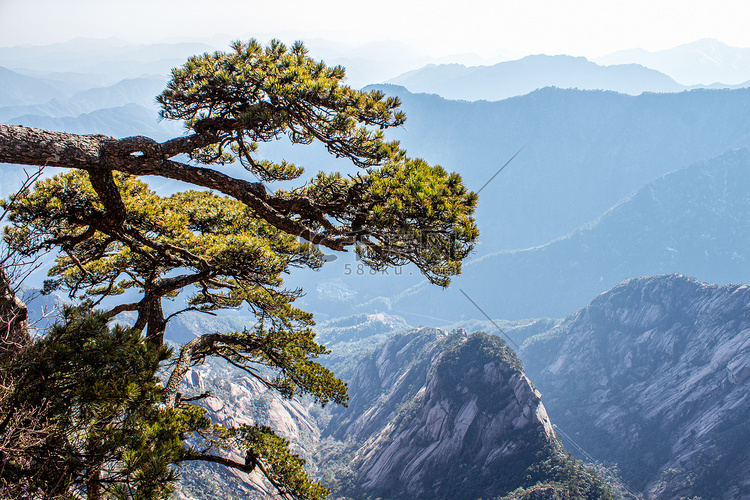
[
  {"x1": 373, "y1": 84, "x2": 750, "y2": 252},
  {"x1": 4, "y1": 103, "x2": 182, "y2": 140},
  {"x1": 520, "y1": 274, "x2": 750, "y2": 499},
  {"x1": 0, "y1": 67, "x2": 68, "y2": 107},
  {"x1": 596, "y1": 38, "x2": 750, "y2": 86},
  {"x1": 0, "y1": 39, "x2": 216, "y2": 83},
  {"x1": 388, "y1": 54, "x2": 684, "y2": 101},
  {"x1": 293, "y1": 146, "x2": 750, "y2": 322},
  {"x1": 451, "y1": 147, "x2": 750, "y2": 319},
  {"x1": 0, "y1": 76, "x2": 166, "y2": 122}
]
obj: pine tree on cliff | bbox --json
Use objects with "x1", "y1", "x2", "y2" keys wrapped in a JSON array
[{"x1": 0, "y1": 39, "x2": 478, "y2": 499}]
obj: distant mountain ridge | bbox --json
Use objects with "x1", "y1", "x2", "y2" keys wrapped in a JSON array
[
  {"x1": 0, "y1": 66, "x2": 69, "y2": 107},
  {"x1": 289, "y1": 94, "x2": 750, "y2": 322},
  {"x1": 361, "y1": 147, "x2": 750, "y2": 322},
  {"x1": 390, "y1": 40, "x2": 750, "y2": 102},
  {"x1": 0, "y1": 38, "x2": 216, "y2": 82},
  {"x1": 388, "y1": 54, "x2": 685, "y2": 101},
  {"x1": 4, "y1": 103, "x2": 182, "y2": 140},
  {"x1": 4, "y1": 76, "x2": 165, "y2": 119},
  {"x1": 597, "y1": 38, "x2": 750, "y2": 86},
  {"x1": 0, "y1": 37, "x2": 497, "y2": 91},
  {"x1": 8, "y1": 49, "x2": 750, "y2": 256}
]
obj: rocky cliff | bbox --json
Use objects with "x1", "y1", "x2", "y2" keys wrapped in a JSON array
[
  {"x1": 165, "y1": 312, "x2": 411, "y2": 500},
  {"x1": 324, "y1": 329, "x2": 613, "y2": 500},
  {"x1": 174, "y1": 359, "x2": 325, "y2": 500},
  {"x1": 521, "y1": 274, "x2": 750, "y2": 499}
]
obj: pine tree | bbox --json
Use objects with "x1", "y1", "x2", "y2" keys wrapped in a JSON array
[
  {"x1": 0, "y1": 39, "x2": 478, "y2": 499},
  {"x1": 1, "y1": 306, "x2": 184, "y2": 499}
]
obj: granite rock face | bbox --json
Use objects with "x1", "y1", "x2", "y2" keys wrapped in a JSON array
[
  {"x1": 167, "y1": 317, "x2": 611, "y2": 500},
  {"x1": 174, "y1": 361, "x2": 324, "y2": 500},
  {"x1": 521, "y1": 274, "x2": 750, "y2": 500},
  {"x1": 326, "y1": 329, "x2": 571, "y2": 500}
]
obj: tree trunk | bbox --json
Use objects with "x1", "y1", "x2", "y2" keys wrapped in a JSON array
[
  {"x1": 0, "y1": 267, "x2": 30, "y2": 360},
  {"x1": 0, "y1": 123, "x2": 353, "y2": 251}
]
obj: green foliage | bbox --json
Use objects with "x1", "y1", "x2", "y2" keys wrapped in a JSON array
[
  {"x1": 158, "y1": 39, "x2": 405, "y2": 173},
  {"x1": 294, "y1": 159, "x2": 478, "y2": 287},
  {"x1": 0, "y1": 131, "x2": 346, "y2": 500},
  {"x1": 498, "y1": 483, "x2": 572, "y2": 500},
  {"x1": 350, "y1": 158, "x2": 478, "y2": 285},
  {"x1": 1, "y1": 306, "x2": 338, "y2": 500},
  {"x1": 435, "y1": 332, "x2": 523, "y2": 384},
  {"x1": 4, "y1": 172, "x2": 320, "y2": 317},
  {"x1": 514, "y1": 445, "x2": 617, "y2": 500},
  {"x1": 234, "y1": 425, "x2": 329, "y2": 500},
  {"x1": 0, "y1": 306, "x2": 190, "y2": 499},
  {"x1": 1, "y1": 38, "x2": 480, "y2": 499},
  {"x1": 189, "y1": 321, "x2": 348, "y2": 407},
  {"x1": 157, "y1": 39, "x2": 478, "y2": 287}
]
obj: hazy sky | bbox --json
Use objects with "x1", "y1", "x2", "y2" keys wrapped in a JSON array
[{"x1": 1, "y1": 0, "x2": 750, "y2": 58}]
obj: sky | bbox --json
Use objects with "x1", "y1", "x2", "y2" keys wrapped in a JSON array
[{"x1": 2, "y1": 0, "x2": 750, "y2": 59}]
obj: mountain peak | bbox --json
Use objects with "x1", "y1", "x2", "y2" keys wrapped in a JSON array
[
  {"x1": 387, "y1": 53, "x2": 681, "y2": 101},
  {"x1": 326, "y1": 328, "x2": 613, "y2": 500},
  {"x1": 596, "y1": 38, "x2": 750, "y2": 85},
  {"x1": 521, "y1": 274, "x2": 750, "y2": 498}
]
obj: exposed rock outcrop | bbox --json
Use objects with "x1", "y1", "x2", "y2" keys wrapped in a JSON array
[
  {"x1": 521, "y1": 274, "x2": 750, "y2": 500},
  {"x1": 326, "y1": 329, "x2": 612, "y2": 500},
  {"x1": 174, "y1": 361, "x2": 324, "y2": 500},
  {"x1": 165, "y1": 314, "x2": 612, "y2": 500}
]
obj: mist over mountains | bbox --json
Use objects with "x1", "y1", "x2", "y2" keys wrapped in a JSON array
[
  {"x1": 387, "y1": 55, "x2": 685, "y2": 101},
  {"x1": 387, "y1": 39, "x2": 750, "y2": 102},
  {"x1": 0, "y1": 74, "x2": 167, "y2": 123},
  {"x1": 363, "y1": 147, "x2": 750, "y2": 321},
  {"x1": 596, "y1": 38, "x2": 750, "y2": 86},
  {"x1": 0, "y1": 66, "x2": 67, "y2": 106},
  {"x1": 0, "y1": 37, "x2": 496, "y2": 92},
  {"x1": 0, "y1": 38, "x2": 215, "y2": 85}
]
